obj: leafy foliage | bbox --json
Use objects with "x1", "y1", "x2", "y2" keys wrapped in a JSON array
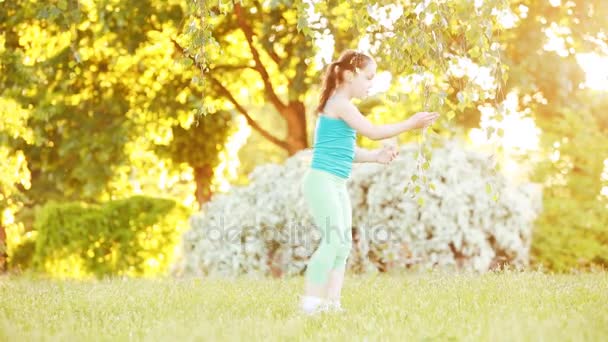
[
  {"x1": 1, "y1": 0, "x2": 607, "y2": 275},
  {"x1": 0, "y1": 0, "x2": 237, "y2": 271},
  {"x1": 175, "y1": 142, "x2": 541, "y2": 278},
  {"x1": 530, "y1": 95, "x2": 608, "y2": 272},
  {"x1": 29, "y1": 196, "x2": 189, "y2": 278},
  {"x1": 155, "y1": 110, "x2": 237, "y2": 206}
]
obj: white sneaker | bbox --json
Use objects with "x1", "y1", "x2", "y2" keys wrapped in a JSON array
[{"x1": 299, "y1": 295, "x2": 325, "y2": 315}]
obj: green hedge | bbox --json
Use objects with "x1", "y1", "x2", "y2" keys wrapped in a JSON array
[
  {"x1": 29, "y1": 196, "x2": 190, "y2": 278},
  {"x1": 531, "y1": 197, "x2": 608, "y2": 272}
]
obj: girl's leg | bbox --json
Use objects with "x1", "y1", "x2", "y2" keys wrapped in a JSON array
[
  {"x1": 300, "y1": 170, "x2": 349, "y2": 312},
  {"x1": 326, "y1": 267, "x2": 346, "y2": 302},
  {"x1": 302, "y1": 189, "x2": 345, "y2": 288},
  {"x1": 326, "y1": 184, "x2": 352, "y2": 304}
]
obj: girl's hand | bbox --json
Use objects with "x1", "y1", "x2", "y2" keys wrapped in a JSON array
[
  {"x1": 376, "y1": 145, "x2": 399, "y2": 164},
  {"x1": 409, "y1": 111, "x2": 440, "y2": 129}
]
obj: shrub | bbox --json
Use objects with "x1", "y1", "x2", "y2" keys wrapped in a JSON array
[
  {"x1": 32, "y1": 195, "x2": 189, "y2": 278},
  {"x1": 531, "y1": 197, "x2": 608, "y2": 272},
  {"x1": 173, "y1": 140, "x2": 542, "y2": 278}
]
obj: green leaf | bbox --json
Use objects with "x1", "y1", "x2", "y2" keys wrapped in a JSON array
[
  {"x1": 48, "y1": 6, "x2": 61, "y2": 21},
  {"x1": 468, "y1": 46, "x2": 481, "y2": 58},
  {"x1": 58, "y1": 0, "x2": 68, "y2": 11},
  {"x1": 457, "y1": 92, "x2": 465, "y2": 104},
  {"x1": 484, "y1": 22, "x2": 493, "y2": 40},
  {"x1": 486, "y1": 127, "x2": 495, "y2": 140},
  {"x1": 388, "y1": 94, "x2": 399, "y2": 103},
  {"x1": 302, "y1": 27, "x2": 313, "y2": 38},
  {"x1": 181, "y1": 58, "x2": 193, "y2": 68},
  {"x1": 296, "y1": 15, "x2": 308, "y2": 32}
]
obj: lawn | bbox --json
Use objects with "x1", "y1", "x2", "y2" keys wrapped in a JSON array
[{"x1": 1, "y1": 271, "x2": 607, "y2": 341}]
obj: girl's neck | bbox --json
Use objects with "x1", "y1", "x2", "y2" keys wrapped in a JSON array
[{"x1": 333, "y1": 87, "x2": 353, "y2": 100}]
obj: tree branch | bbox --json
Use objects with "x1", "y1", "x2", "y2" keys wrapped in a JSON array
[
  {"x1": 212, "y1": 64, "x2": 257, "y2": 72},
  {"x1": 209, "y1": 77, "x2": 288, "y2": 150},
  {"x1": 265, "y1": 44, "x2": 282, "y2": 66},
  {"x1": 234, "y1": 3, "x2": 287, "y2": 114},
  {"x1": 171, "y1": 37, "x2": 288, "y2": 150},
  {"x1": 253, "y1": 0, "x2": 282, "y2": 65}
]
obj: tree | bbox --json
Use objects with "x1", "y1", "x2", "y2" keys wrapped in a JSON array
[
  {"x1": 3, "y1": 0, "x2": 606, "y2": 273},
  {"x1": 185, "y1": 0, "x2": 509, "y2": 156},
  {"x1": 176, "y1": 1, "x2": 317, "y2": 155},
  {"x1": 0, "y1": 0, "x2": 243, "y2": 202},
  {"x1": 155, "y1": 111, "x2": 237, "y2": 208},
  {"x1": 190, "y1": 0, "x2": 608, "y2": 271},
  {"x1": 0, "y1": 0, "x2": 242, "y2": 269},
  {"x1": 492, "y1": 0, "x2": 608, "y2": 270},
  {"x1": 0, "y1": 91, "x2": 34, "y2": 272}
]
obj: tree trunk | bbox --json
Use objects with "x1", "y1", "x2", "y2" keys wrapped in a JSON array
[
  {"x1": 283, "y1": 101, "x2": 309, "y2": 155},
  {"x1": 0, "y1": 222, "x2": 7, "y2": 273},
  {"x1": 193, "y1": 165, "x2": 214, "y2": 209}
]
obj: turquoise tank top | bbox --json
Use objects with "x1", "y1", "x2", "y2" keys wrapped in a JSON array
[{"x1": 310, "y1": 114, "x2": 357, "y2": 179}]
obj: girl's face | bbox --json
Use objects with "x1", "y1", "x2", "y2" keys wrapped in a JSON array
[{"x1": 347, "y1": 61, "x2": 377, "y2": 98}]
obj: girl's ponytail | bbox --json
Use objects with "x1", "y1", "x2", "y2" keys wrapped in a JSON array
[
  {"x1": 315, "y1": 61, "x2": 341, "y2": 114},
  {"x1": 315, "y1": 50, "x2": 373, "y2": 115}
]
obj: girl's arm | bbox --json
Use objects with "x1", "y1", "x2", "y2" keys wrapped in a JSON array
[
  {"x1": 337, "y1": 101, "x2": 439, "y2": 140},
  {"x1": 354, "y1": 147, "x2": 380, "y2": 163},
  {"x1": 354, "y1": 145, "x2": 398, "y2": 164}
]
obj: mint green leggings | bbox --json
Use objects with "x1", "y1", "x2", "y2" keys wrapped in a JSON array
[{"x1": 301, "y1": 168, "x2": 353, "y2": 285}]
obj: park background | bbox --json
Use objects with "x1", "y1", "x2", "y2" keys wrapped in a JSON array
[{"x1": 1, "y1": 0, "x2": 607, "y2": 340}]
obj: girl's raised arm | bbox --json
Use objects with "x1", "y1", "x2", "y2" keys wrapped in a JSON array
[{"x1": 337, "y1": 101, "x2": 439, "y2": 140}]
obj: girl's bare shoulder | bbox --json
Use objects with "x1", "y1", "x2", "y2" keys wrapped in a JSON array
[{"x1": 323, "y1": 96, "x2": 351, "y2": 118}]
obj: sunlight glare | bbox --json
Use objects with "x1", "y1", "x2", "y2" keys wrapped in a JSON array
[
  {"x1": 368, "y1": 71, "x2": 392, "y2": 96},
  {"x1": 469, "y1": 91, "x2": 541, "y2": 182},
  {"x1": 212, "y1": 115, "x2": 251, "y2": 193},
  {"x1": 576, "y1": 53, "x2": 608, "y2": 91}
]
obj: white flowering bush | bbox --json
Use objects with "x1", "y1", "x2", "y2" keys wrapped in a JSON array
[{"x1": 171, "y1": 139, "x2": 542, "y2": 278}]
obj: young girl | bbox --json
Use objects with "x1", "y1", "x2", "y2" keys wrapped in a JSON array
[{"x1": 299, "y1": 49, "x2": 440, "y2": 315}]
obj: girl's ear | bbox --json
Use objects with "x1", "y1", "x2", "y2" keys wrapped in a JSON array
[{"x1": 344, "y1": 70, "x2": 354, "y2": 83}]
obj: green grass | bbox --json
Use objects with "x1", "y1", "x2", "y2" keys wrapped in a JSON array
[{"x1": 1, "y1": 271, "x2": 607, "y2": 341}]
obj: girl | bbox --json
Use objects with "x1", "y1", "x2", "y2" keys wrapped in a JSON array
[{"x1": 299, "y1": 49, "x2": 440, "y2": 315}]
